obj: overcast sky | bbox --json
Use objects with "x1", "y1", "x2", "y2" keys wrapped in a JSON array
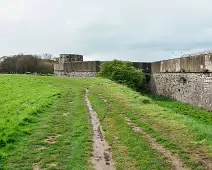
[{"x1": 1, "y1": 0, "x2": 212, "y2": 62}]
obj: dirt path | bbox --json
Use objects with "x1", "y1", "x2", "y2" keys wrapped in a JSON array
[
  {"x1": 125, "y1": 117, "x2": 189, "y2": 170},
  {"x1": 85, "y1": 89, "x2": 115, "y2": 170}
]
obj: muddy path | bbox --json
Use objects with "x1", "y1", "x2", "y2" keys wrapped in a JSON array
[
  {"x1": 85, "y1": 89, "x2": 115, "y2": 170},
  {"x1": 125, "y1": 117, "x2": 189, "y2": 170}
]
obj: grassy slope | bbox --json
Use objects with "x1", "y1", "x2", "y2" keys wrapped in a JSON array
[
  {"x1": 0, "y1": 75, "x2": 60, "y2": 149},
  {"x1": 1, "y1": 75, "x2": 93, "y2": 170},
  {"x1": 1, "y1": 76, "x2": 211, "y2": 169},
  {"x1": 87, "y1": 79, "x2": 170, "y2": 169},
  {"x1": 87, "y1": 78, "x2": 212, "y2": 169},
  {"x1": 146, "y1": 94, "x2": 212, "y2": 125}
]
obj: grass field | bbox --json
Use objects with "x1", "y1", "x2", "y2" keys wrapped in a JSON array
[
  {"x1": 88, "y1": 79, "x2": 212, "y2": 169},
  {"x1": 0, "y1": 75, "x2": 60, "y2": 155},
  {"x1": 0, "y1": 75, "x2": 93, "y2": 169},
  {"x1": 0, "y1": 75, "x2": 211, "y2": 169}
]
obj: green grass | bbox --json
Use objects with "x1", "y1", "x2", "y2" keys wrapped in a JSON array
[
  {"x1": 1, "y1": 75, "x2": 211, "y2": 169},
  {"x1": 0, "y1": 75, "x2": 93, "y2": 169},
  {"x1": 0, "y1": 75, "x2": 60, "y2": 155},
  {"x1": 87, "y1": 78, "x2": 212, "y2": 169},
  {"x1": 88, "y1": 87, "x2": 170, "y2": 169},
  {"x1": 146, "y1": 94, "x2": 212, "y2": 125}
]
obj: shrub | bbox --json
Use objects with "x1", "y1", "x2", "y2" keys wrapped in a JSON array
[{"x1": 98, "y1": 60, "x2": 146, "y2": 91}]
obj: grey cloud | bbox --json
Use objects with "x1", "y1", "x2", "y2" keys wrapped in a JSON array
[{"x1": 1, "y1": 0, "x2": 212, "y2": 61}]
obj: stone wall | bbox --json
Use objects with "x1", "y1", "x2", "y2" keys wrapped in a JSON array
[
  {"x1": 151, "y1": 54, "x2": 212, "y2": 73},
  {"x1": 54, "y1": 60, "x2": 100, "y2": 77},
  {"x1": 64, "y1": 61, "x2": 100, "y2": 72},
  {"x1": 54, "y1": 60, "x2": 151, "y2": 78},
  {"x1": 59, "y1": 54, "x2": 83, "y2": 63},
  {"x1": 54, "y1": 71, "x2": 96, "y2": 78},
  {"x1": 151, "y1": 73, "x2": 212, "y2": 110},
  {"x1": 151, "y1": 54, "x2": 212, "y2": 110},
  {"x1": 54, "y1": 64, "x2": 63, "y2": 71}
]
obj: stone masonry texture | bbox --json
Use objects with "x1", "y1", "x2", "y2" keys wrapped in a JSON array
[
  {"x1": 150, "y1": 53, "x2": 212, "y2": 111},
  {"x1": 150, "y1": 73, "x2": 212, "y2": 110},
  {"x1": 54, "y1": 71, "x2": 96, "y2": 78}
]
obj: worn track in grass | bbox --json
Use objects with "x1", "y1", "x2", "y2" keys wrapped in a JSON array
[
  {"x1": 85, "y1": 89, "x2": 115, "y2": 170},
  {"x1": 125, "y1": 117, "x2": 188, "y2": 170},
  {"x1": 87, "y1": 78, "x2": 212, "y2": 169}
]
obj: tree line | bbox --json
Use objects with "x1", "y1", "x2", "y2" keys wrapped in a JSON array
[{"x1": 0, "y1": 54, "x2": 56, "y2": 74}]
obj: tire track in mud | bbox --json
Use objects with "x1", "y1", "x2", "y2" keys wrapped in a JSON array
[
  {"x1": 125, "y1": 117, "x2": 189, "y2": 170},
  {"x1": 85, "y1": 89, "x2": 115, "y2": 170}
]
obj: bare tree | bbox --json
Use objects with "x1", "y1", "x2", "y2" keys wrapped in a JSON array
[
  {"x1": 42, "y1": 53, "x2": 52, "y2": 60},
  {"x1": 0, "y1": 54, "x2": 56, "y2": 74}
]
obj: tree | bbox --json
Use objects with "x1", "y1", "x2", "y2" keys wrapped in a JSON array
[
  {"x1": 0, "y1": 54, "x2": 55, "y2": 74},
  {"x1": 42, "y1": 53, "x2": 52, "y2": 60},
  {"x1": 99, "y1": 60, "x2": 146, "y2": 91}
]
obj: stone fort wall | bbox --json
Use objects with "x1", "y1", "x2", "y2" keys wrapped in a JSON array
[
  {"x1": 54, "y1": 54, "x2": 100, "y2": 77},
  {"x1": 54, "y1": 53, "x2": 212, "y2": 110},
  {"x1": 54, "y1": 61, "x2": 101, "y2": 77},
  {"x1": 151, "y1": 54, "x2": 212, "y2": 110},
  {"x1": 54, "y1": 54, "x2": 152, "y2": 78}
]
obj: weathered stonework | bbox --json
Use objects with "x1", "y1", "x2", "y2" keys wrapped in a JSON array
[
  {"x1": 151, "y1": 73, "x2": 212, "y2": 110},
  {"x1": 54, "y1": 71, "x2": 96, "y2": 78},
  {"x1": 152, "y1": 54, "x2": 212, "y2": 73},
  {"x1": 65, "y1": 72, "x2": 97, "y2": 77},
  {"x1": 205, "y1": 55, "x2": 212, "y2": 71},
  {"x1": 55, "y1": 52, "x2": 212, "y2": 111},
  {"x1": 54, "y1": 54, "x2": 151, "y2": 78},
  {"x1": 54, "y1": 54, "x2": 99, "y2": 78}
]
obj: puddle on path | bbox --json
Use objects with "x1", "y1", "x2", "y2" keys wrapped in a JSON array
[{"x1": 85, "y1": 89, "x2": 116, "y2": 170}]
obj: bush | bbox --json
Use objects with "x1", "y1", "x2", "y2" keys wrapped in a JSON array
[{"x1": 98, "y1": 60, "x2": 146, "y2": 91}]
